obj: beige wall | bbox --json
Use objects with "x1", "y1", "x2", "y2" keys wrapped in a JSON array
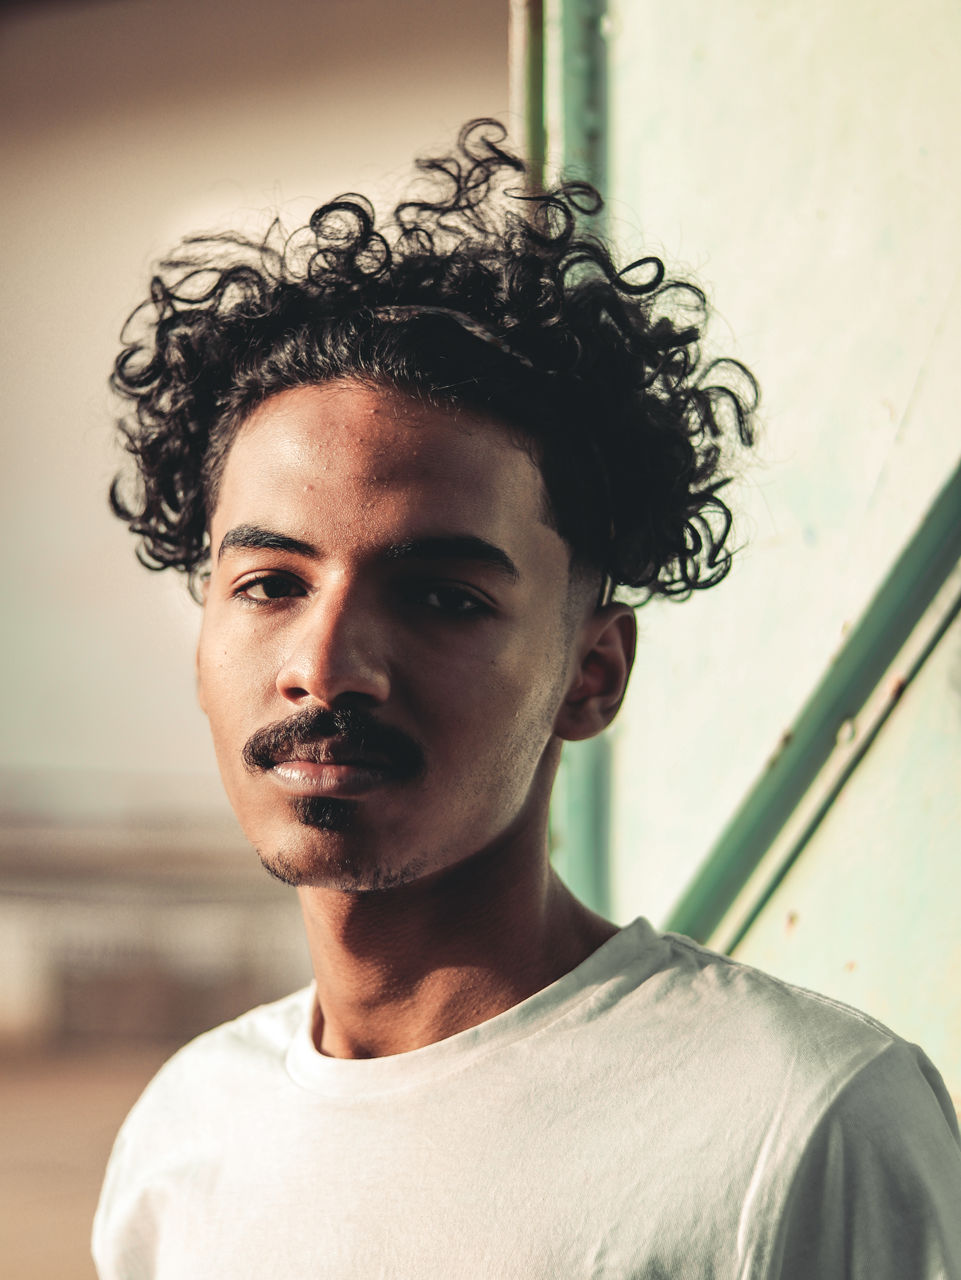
[{"x1": 0, "y1": 0, "x2": 509, "y2": 831}]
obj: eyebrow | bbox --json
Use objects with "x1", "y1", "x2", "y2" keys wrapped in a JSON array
[
  {"x1": 218, "y1": 524, "x2": 315, "y2": 562},
  {"x1": 385, "y1": 536, "x2": 519, "y2": 582},
  {"x1": 217, "y1": 523, "x2": 519, "y2": 582}
]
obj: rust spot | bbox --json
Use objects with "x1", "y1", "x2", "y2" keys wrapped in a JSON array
[
  {"x1": 766, "y1": 730, "x2": 793, "y2": 769},
  {"x1": 844, "y1": 960, "x2": 857, "y2": 973},
  {"x1": 786, "y1": 911, "x2": 799, "y2": 934}
]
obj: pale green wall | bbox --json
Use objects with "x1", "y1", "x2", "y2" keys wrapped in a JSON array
[
  {"x1": 733, "y1": 597, "x2": 961, "y2": 1111},
  {"x1": 600, "y1": 0, "x2": 961, "y2": 925},
  {"x1": 591, "y1": 0, "x2": 961, "y2": 1102}
]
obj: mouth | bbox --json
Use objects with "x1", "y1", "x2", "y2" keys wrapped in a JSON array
[
  {"x1": 266, "y1": 743, "x2": 397, "y2": 799},
  {"x1": 242, "y1": 708, "x2": 426, "y2": 799},
  {"x1": 268, "y1": 757, "x2": 394, "y2": 799}
]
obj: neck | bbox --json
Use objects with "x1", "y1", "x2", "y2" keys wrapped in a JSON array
[{"x1": 296, "y1": 830, "x2": 617, "y2": 1059}]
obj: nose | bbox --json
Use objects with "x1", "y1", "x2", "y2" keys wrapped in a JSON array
[{"x1": 275, "y1": 581, "x2": 391, "y2": 709}]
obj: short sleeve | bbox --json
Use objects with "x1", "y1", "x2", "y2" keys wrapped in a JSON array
[{"x1": 771, "y1": 1043, "x2": 961, "y2": 1279}]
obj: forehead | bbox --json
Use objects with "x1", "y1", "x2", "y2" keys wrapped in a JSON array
[{"x1": 212, "y1": 381, "x2": 554, "y2": 550}]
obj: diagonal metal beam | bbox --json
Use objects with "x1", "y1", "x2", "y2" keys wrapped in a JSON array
[{"x1": 666, "y1": 454, "x2": 961, "y2": 943}]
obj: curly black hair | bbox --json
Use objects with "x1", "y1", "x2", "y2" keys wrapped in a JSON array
[{"x1": 110, "y1": 118, "x2": 758, "y2": 604}]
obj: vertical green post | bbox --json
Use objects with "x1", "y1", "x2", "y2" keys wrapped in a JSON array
[
  {"x1": 551, "y1": 0, "x2": 609, "y2": 198},
  {"x1": 550, "y1": 736, "x2": 612, "y2": 916},
  {"x1": 512, "y1": 0, "x2": 612, "y2": 914}
]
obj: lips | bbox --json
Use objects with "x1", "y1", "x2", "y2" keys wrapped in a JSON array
[
  {"x1": 269, "y1": 755, "x2": 394, "y2": 799},
  {"x1": 267, "y1": 740, "x2": 396, "y2": 799},
  {"x1": 241, "y1": 706, "x2": 427, "y2": 794}
]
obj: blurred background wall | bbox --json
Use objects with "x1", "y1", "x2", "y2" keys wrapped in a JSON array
[
  {"x1": 1, "y1": 0, "x2": 509, "y2": 1044},
  {"x1": 0, "y1": 2, "x2": 508, "y2": 1274}
]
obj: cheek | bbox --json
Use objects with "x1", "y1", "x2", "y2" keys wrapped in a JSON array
[
  {"x1": 197, "y1": 623, "x2": 271, "y2": 747},
  {"x1": 435, "y1": 641, "x2": 568, "y2": 777}
]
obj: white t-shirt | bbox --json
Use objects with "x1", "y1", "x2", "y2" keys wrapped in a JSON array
[{"x1": 93, "y1": 918, "x2": 961, "y2": 1278}]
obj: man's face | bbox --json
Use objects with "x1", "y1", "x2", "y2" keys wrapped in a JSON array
[{"x1": 197, "y1": 379, "x2": 589, "y2": 891}]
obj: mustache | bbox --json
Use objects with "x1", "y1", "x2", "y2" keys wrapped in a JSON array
[{"x1": 242, "y1": 706, "x2": 426, "y2": 781}]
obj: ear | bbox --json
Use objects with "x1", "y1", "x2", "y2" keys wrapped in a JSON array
[{"x1": 554, "y1": 603, "x2": 637, "y2": 742}]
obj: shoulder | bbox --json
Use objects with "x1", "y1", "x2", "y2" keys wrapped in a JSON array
[
  {"x1": 623, "y1": 926, "x2": 961, "y2": 1274},
  {"x1": 611, "y1": 922, "x2": 959, "y2": 1166},
  {"x1": 647, "y1": 927, "x2": 919, "y2": 1092},
  {"x1": 634, "y1": 929, "x2": 961, "y2": 1275},
  {"x1": 92, "y1": 986, "x2": 313, "y2": 1274},
  {"x1": 135, "y1": 984, "x2": 311, "y2": 1107},
  {"x1": 767, "y1": 1028, "x2": 961, "y2": 1276},
  {"x1": 99, "y1": 985, "x2": 312, "y2": 1179}
]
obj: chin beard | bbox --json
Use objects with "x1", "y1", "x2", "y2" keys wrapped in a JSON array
[
  {"x1": 254, "y1": 798, "x2": 425, "y2": 891},
  {"x1": 255, "y1": 796, "x2": 357, "y2": 886},
  {"x1": 292, "y1": 795, "x2": 357, "y2": 832}
]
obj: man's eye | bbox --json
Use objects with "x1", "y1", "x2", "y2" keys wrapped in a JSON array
[
  {"x1": 235, "y1": 575, "x2": 304, "y2": 603},
  {"x1": 413, "y1": 584, "x2": 490, "y2": 616}
]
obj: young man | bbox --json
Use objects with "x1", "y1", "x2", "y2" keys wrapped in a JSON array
[{"x1": 94, "y1": 121, "x2": 961, "y2": 1277}]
